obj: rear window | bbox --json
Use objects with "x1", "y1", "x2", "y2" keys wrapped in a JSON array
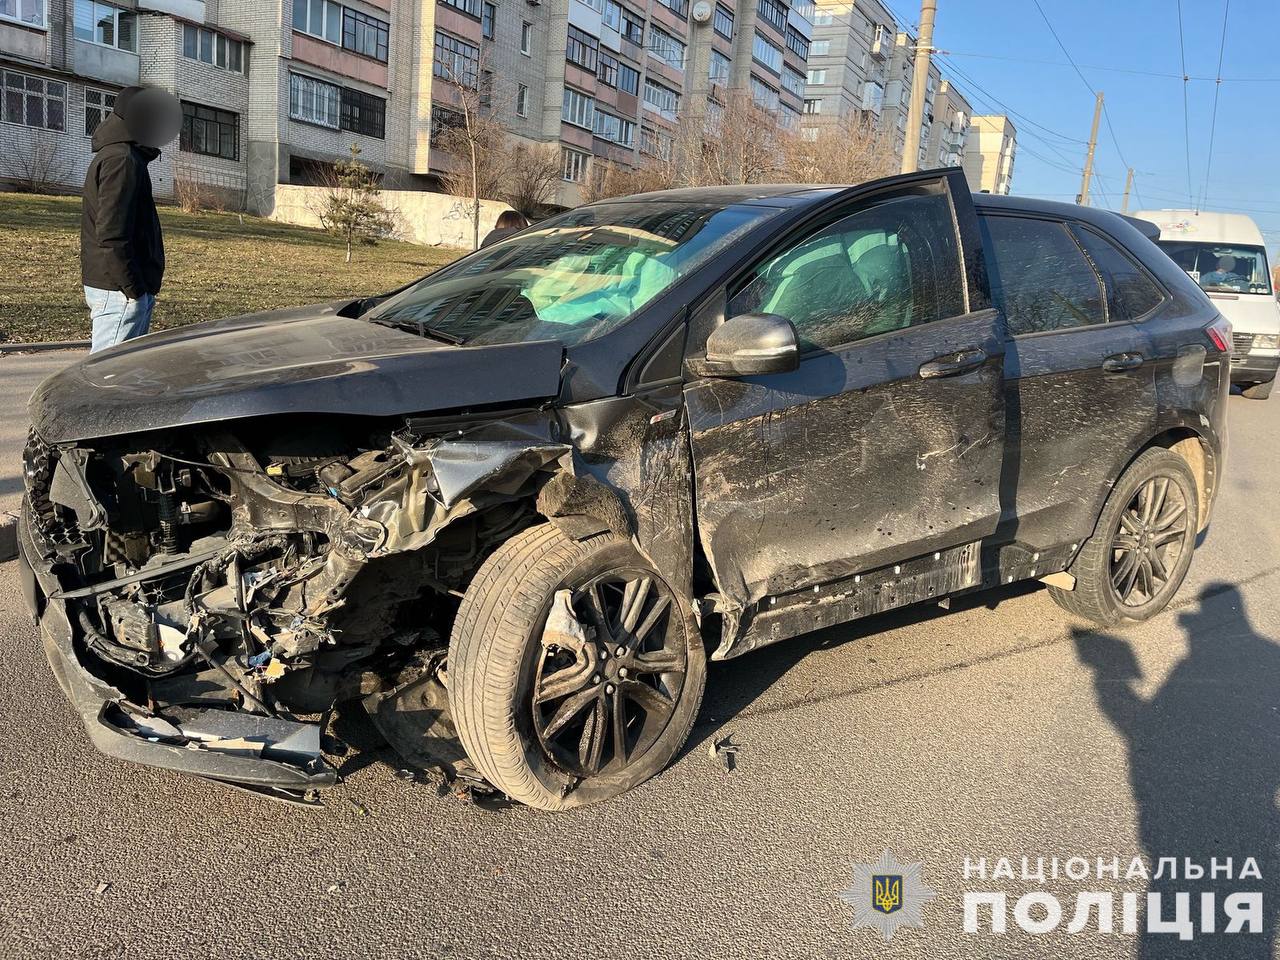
[
  {"x1": 981, "y1": 216, "x2": 1105, "y2": 335},
  {"x1": 1156, "y1": 241, "x2": 1272, "y2": 296},
  {"x1": 1072, "y1": 227, "x2": 1165, "y2": 322}
]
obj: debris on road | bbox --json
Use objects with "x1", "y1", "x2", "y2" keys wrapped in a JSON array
[
  {"x1": 93, "y1": 882, "x2": 111, "y2": 896},
  {"x1": 708, "y1": 735, "x2": 740, "y2": 773}
]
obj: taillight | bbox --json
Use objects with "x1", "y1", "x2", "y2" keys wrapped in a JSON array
[{"x1": 1205, "y1": 316, "x2": 1232, "y2": 352}]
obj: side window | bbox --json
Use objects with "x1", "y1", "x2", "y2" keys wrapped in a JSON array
[
  {"x1": 981, "y1": 216, "x2": 1105, "y2": 335},
  {"x1": 1072, "y1": 226, "x2": 1165, "y2": 322},
  {"x1": 728, "y1": 192, "x2": 964, "y2": 352}
]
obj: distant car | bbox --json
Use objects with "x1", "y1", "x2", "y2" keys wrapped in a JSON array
[
  {"x1": 20, "y1": 169, "x2": 1227, "y2": 810},
  {"x1": 1138, "y1": 209, "x2": 1280, "y2": 399}
]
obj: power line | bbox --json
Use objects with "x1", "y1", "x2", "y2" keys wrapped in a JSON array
[
  {"x1": 938, "y1": 51, "x2": 1280, "y2": 83},
  {"x1": 1198, "y1": 0, "x2": 1230, "y2": 210},
  {"x1": 1030, "y1": 0, "x2": 1095, "y2": 96},
  {"x1": 1175, "y1": 0, "x2": 1195, "y2": 208}
]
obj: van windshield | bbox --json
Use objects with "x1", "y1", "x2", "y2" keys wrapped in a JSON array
[
  {"x1": 1156, "y1": 241, "x2": 1273, "y2": 296},
  {"x1": 366, "y1": 200, "x2": 778, "y2": 346}
]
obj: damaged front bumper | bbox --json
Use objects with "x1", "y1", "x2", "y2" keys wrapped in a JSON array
[{"x1": 17, "y1": 509, "x2": 337, "y2": 799}]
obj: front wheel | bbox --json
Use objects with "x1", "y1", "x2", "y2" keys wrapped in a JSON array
[
  {"x1": 1048, "y1": 447, "x2": 1199, "y2": 625},
  {"x1": 448, "y1": 524, "x2": 706, "y2": 810}
]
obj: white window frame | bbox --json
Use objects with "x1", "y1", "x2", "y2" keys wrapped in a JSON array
[
  {"x1": 752, "y1": 31, "x2": 782, "y2": 75},
  {"x1": 83, "y1": 85, "x2": 115, "y2": 137},
  {"x1": 806, "y1": 67, "x2": 826, "y2": 84},
  {"x1": 562, "y1": 86, "x2": 595, "y2": 129},
  {"x1": 642, "y1": 78, "x2": 678, "y2": 120},
  {"x1": 708, "y1": 49, "x2": 730, "y2": 83},
  {"x1": 293, "y1": 0, "x2": 342, "y2": 45},
  {"x1": 0, "y1": 0, "x2": 47, "y2": 30},
  {"x1": 810, "y1": 38, "x2": 829, "y2": 56},
  {"x1": 288, "y1": 71, "x2": 341, "y2": 129},
  {"x1": 561, "y1": 146, "x2": 589, "y2": 183},
  {"x1": 183, "y1": 24, "x2": 246, "y2": 73},
  {"x1": 520, "y1": 20, "x2": 532, "y2": 55},
  {"x1": 516, "y1": 82, "x2": 528, "y2": 117},
  {"x1": 73, "y1": 1, "x2": 137, "y2": 53},
  {"x1": 649, "y1": 26, "x2": 685, "y2": 71}
]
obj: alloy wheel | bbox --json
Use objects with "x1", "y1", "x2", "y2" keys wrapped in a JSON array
[
  {"x1": 1109, "y1": 475, "x2": 1191, "y2": 608},
  {"x1": 532, "y1": 571, "x2": 685, "y2": 778}
]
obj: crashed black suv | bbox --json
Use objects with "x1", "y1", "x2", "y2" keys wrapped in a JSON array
[{"x1": 19, "y1": 169, "x2": 1228, "y2": 809}]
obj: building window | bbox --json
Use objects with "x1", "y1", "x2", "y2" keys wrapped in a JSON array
[
  {"x1": 617, "y1": 61, "x2": 640, "y2": 95},
  {"x1": 561, "y1": 146, "x2": 589, "y2": 183},
  {"x1": 592, "y1": 108, "x2": 634, "y2": 146},
  {"x1": 650, "y1": 26, "x2": 685, "y2": 70},
  {"x1": 792, "y1": 0, "x2": 814, "y2": 20},
  {"x1": 520, "y1": 20, "x2": 532, "y2": 55},
  {"x1": 781, "y1": 64, "x2": 804, "y2": 97},
  {"x1": 180, "y1": 101, "x2": 239, "y2": 160},
  {"x1": 293, "y1": 0, "x2": 342, "y2": 44},
  {"x1": 756, "y1": 0, "x2": 786, "y2": 33},
  {"x1": 562, "y1": 86, "x2": 594, "y2": 129},
  {"x1": 597, "y1": 51, "x2": 618, "y2": 87},
  {"x1": 430, "y1": 105, "x2": 464, "y2": 142},
  {"x1": 84, "y1": 87, "x2": 115, "y2": 136},
  {"x1": 620, "y1": 9, "x2": 643, "y2": 46},
  {"x1": 434, "y1": 31, "x2": 480, "y2": 87},
  {"x1": 2, "y1": 71, "x2": 65, "y2": 131},
  {"x1": 656, "y1": 0, "x2": 688, "y2": 16},
  {"x1": 183, "y1": 25, "x2": 247, "y2": 73},
  {"x1": 602, "y1": 0, "x2": 621, "y2": 31},
  {"x1": 288, "y1": 72, "x2": 340, "y2": 128},
  {"x1": 0, "y1": 0, "x2": 45, "y2": 28},
  {"x1": 712, "y1": 4, "x2": 733, "y2": 39},
  {"x1": 813, "y1": 8, "x2": 832, "y2": 25},
  {"x1": 342, "y1": 8, "x2": 389, "y2": 61},
  {"x1": 74, "y1": 1, "x2": 137, "y2": 53},
  {"x1": 810, "y1": 38, "x2": 828, "y2": 56},
  {"x1": 785, "y1": 25, "x2": 808, "y2": 60},
  {"x1": 779, "y1": 103, "x2": 798, "y2": 129},
  {"x1": 481, "y1": 1, "x2": 495, "y2": 39},
  {"x1": 340, "y1": 86, "x2": 385, "y2": 138},
  {"x1": 708, "y1": 49, "x2": 730, "y2": 83},
  {"x1": 515, "y1": 82, "x2": 528, "y2": 117},
  {"x1": 802, "y1": 97, "x2": 821, "y2": 114},
  {"x1": 806, "y1": 67, "x2": 825, "y2": 84},
  {"x1": 749, "y1": 75, "x2": 779, "y2": 113},
  {"x1": 440, "y1": 0, "x2": 482, "y2": 17},
  {"x1": 566, "y1": 25, "x2": 598, "y2": 71},
  {"x1": 639, "y1": 124, "x2": 671, "y2": 160},
  {"x1": 752, "y1": 32, "x2": 782, "y2": 74},
  {"x1": 642, "y1": 77, "x2": 678, "y2": 119}
]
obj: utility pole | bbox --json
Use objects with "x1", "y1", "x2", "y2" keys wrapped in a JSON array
[
  {"x1": 1078, "y1": 91, "x2": 1103, "y2": 206},
  {"x1": 900, "y1": 0, "x2": 938, "y2": 174},
  {"x1": 1121, "y1": 167, "x2": 1134, "y2": 213}
]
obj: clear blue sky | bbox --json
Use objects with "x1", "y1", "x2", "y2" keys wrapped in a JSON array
[{"x1": 892, "y1": 0, "x2": 1279, "y2": 260}]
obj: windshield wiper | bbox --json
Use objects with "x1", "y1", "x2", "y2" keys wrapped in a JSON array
[{"x1": 368, "y1": 317, "x2": 465, "y2": 345}]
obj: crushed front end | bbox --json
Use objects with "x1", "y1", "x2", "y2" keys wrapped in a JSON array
[{"x1": 18, "y1": 415, "x2": 569, "y2": 802}]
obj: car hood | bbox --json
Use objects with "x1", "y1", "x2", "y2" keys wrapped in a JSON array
[{"x1": 29, "y1": 304, "x2": 565, "y2": 443}]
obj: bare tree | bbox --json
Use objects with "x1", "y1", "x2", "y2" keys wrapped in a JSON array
[
  {"x1": 7, "y1": 130, "x2": 72, "y2": 193},
  {"x1": 434, "y1": 55, "x2": 510, "y2": 248},
  {"x1": 676, "y1": 93, "x2": 786, "y2": 187},
  {"x1": 500, "y1": 142, "x2": 561, "y2": 218},
  {"x1": 778, "y1": 114, "x2": 899, "y2": 186}
]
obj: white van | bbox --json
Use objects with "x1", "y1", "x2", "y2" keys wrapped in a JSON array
[{"x1": 1135, "y1": 210, "x2": 1280, "y2": 399}]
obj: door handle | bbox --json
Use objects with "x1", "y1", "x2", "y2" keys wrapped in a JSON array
[
  {"x1": 1101, "y1": 352, "x2": 1144, "y2": 373},
  {"x1": 918, "y1": 348, "x2": 988, "y2": 379}
]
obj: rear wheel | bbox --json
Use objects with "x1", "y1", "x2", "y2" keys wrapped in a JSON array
[
  {"x1": 448, "y1": 524, "x2": 706, "y2": 810},
  {"x1": 1048, "y1": 448, "x2": 1198, "y2": 625},
  {"x1": 1242, "y1": 379, "x2": 1273, "y2": 400}
]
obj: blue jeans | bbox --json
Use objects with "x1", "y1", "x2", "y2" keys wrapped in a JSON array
[{"x1": 85, "y1": 286, "x2": 154, "y2": 353}]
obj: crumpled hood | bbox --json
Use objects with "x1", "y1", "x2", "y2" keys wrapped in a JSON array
[{"x1": 29, "y1": 304, "x2": 565, "y2": 443}]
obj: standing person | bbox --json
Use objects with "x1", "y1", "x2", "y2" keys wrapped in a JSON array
[
  {"x1": 81, "y1": 86, "x2": 182, "y2": 353},
  {"x1": 480, "y1": 210, "x2": 530, "y2": 248}
]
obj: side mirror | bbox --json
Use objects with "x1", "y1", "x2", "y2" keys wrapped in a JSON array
[{"x1": 687, "y1": 313, "x2": 799, "y2": 378}]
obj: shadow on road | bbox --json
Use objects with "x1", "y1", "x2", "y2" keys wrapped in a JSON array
[{"x1": 1073, "y1": 583, "x2": 1280, "y2": 957}]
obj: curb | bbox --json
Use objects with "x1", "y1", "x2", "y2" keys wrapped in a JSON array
[
  {"x1": 0, "y1": 340, "x2": 90, "y2": 354},
  {"x1": 0, "y1": 512, "x2": 16, "y2": 564}
]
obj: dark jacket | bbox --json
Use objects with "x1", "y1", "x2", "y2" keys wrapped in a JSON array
[
  {"x1": 81, "y1": 112, "x2": 164, "y2": 298},
  {"x1": 480, "y1": 227, "x2": 520, "y2": 248}
]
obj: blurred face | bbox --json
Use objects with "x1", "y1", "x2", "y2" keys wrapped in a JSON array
[
  {"x1": 1217, "y1": 256, "x2": 1235, "y2": 273},
  {"x1": 124, "y1": 89, "x2": 183, "y2": 148}
]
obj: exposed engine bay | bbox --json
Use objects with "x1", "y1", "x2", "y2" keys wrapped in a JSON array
[{"x1": 22, "y1": 411, "x2": 583, "y2": 800}]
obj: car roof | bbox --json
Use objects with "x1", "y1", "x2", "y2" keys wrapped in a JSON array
[
  {"x1": 1131, "y1": 209, "x2": 1267, "y2": 246},
  {"x1": 605, "y1": 184, "x2": 845, "y2": 207}
]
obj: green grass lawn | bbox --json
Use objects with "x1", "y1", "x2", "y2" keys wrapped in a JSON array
[{"x1": 0, "y1": 193, "x2": 464, "y2": 343}]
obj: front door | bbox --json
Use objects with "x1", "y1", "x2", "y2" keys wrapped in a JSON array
[{"x1": 683, "y1": 170, "x2": 1004, "y2": 610}]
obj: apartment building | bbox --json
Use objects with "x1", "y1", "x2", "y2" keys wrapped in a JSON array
[
  {"x1": 927, "y1": 77, "x2": 968, "y2": 168},
  {"x1": 962, "y1": 113, "x2": 1016, "y2": 194},
  {"x1": 802, "y1": 0, "x2": 895, "y2": 124}
]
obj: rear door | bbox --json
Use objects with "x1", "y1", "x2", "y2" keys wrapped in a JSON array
[
  {"x1": 683, "y1": 169, "x2": 1004, "y2": 609},
  {"x1": 981, "y1": 212, "x2": 1162, "y2": 549}
]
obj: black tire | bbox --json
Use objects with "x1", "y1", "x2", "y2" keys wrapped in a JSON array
[
  {"x1": 1048, "y1": 447, "x2": 1199, "y2": 626},
  {"x1": 448, "y1": 524, "x2": 706, "y2": 810},
  {"x1": 1242, "y1": 379, "x2": 1273, "y2": 400}
]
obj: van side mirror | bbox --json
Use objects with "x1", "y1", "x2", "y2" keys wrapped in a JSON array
[{"x1": 687, "y1": 313, "x2": 800, "y2": 378}]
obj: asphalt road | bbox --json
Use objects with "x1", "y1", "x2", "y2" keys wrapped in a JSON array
[{"x1": 1, "y1": 350, "x2": 1277, "y2": 959}]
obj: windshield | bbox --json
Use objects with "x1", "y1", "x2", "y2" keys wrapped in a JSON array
[
  {"x1": 367, "y1": 200, "x2": 779, "y2": 346},
  {"x1": 1156, "y1": 241, "x2": 1273, "y2": 296}
]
